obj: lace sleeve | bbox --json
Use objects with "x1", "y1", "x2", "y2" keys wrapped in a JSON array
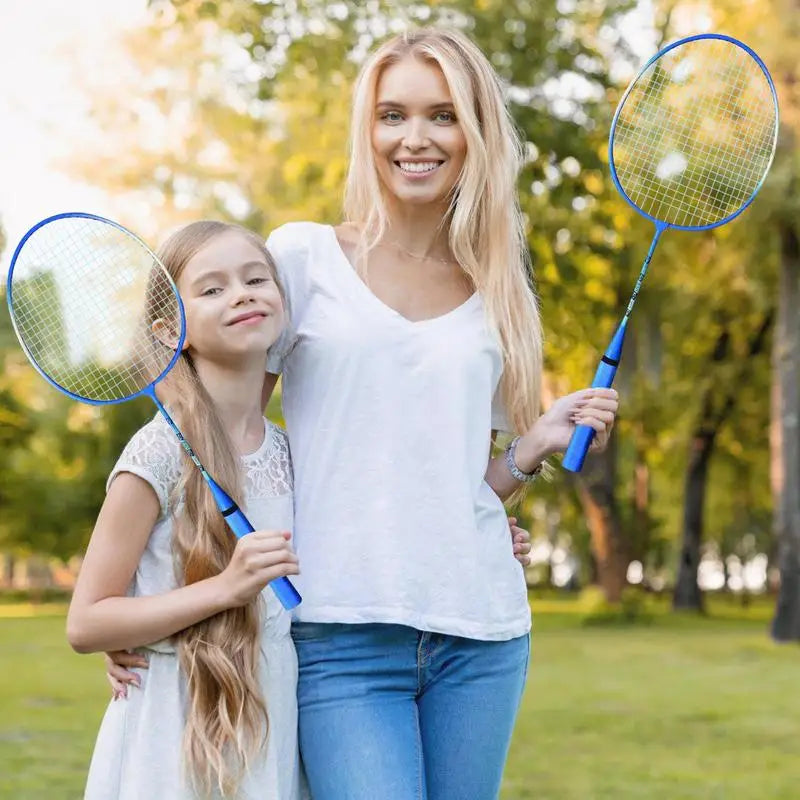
[{"x1": 106, "y1": 416, "x2": 183, "y2": 517}]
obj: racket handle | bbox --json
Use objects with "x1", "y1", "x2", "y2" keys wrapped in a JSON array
[
  {"x1": 206, "y1": 476, "x2": 302, "y2": 610},
  {"x1": 562, "y1": 358, "x2": 619, "y2": 473}
]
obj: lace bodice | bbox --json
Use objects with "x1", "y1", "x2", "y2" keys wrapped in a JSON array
[
  {"x1": 109, "y1": 414, "x2": 293, "y2": 516},
  {"x1": 107, "y1": 413, "x2": 295, "y2": 638}
]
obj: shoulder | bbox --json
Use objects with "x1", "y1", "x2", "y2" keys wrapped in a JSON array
[
  {"x1": 266, "y1": 221, "x2": 332, "y2": 262},
  {"x1": 266, "y1": 422, "x2": 292, "y2": 481},
  {"x1": 108, "y1": 415, "x2": 183, "y2": 516},
  {"x1": 244, "y1": 420, "x2": 294, "y2": 498}
]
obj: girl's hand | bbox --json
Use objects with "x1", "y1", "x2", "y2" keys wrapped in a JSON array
[
  {"x1": 217, "y1": 530, "x2": 299, "y2": 608},
  {"x1": 508, "y1": 516, "x2": 532, "y2": 567},
  {"x1": 105, "y1": 650, "x2": 148, "y2": 700}
]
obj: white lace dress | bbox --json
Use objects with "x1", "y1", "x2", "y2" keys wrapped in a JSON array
[{"x1": 84, "y1": 415, "x2": 302, "y2": 800}]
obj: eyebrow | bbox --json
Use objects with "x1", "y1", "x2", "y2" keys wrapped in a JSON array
[
  {"x1": 375, "y1": 101, "x2": 455, "y2": 110},
  {"x1": 189, "y1": 261, "x2": 269, "y2": 287}
]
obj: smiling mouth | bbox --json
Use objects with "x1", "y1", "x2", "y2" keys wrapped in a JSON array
[
  {"x1": 394, "y1": 160, "x2": 444, "y2": 176},
  {"x1": 227, "y1": 312, "x2": 268, "y2": 326}
]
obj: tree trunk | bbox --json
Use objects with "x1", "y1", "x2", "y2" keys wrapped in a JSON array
[
  {"x1": 674, "y1": 313, "x2": 774, "y2": 612},
  {"x1": 577, "y1": 435, "x2": 628, "y2": 602},
  {"x1": 673, "y1": 428, "x2": 715, "y2": 611},
  {"x1": 771, "y1": 222, "x2": 800, "y2": 642}
]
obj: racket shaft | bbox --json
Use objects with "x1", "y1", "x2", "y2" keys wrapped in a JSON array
[{"x1": 562, "y1": 359, "x2": 618, "y2": 473}]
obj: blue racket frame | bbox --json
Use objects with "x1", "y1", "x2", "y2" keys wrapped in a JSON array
[
  {"x1": 563, "y1": 33, "x2": 779, "y2": 472},
  {"x1": 6, "y1": 211, "x2": 301, "y2": 610}
]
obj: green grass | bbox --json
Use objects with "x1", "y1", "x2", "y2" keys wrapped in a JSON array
[{"x1": 1, "y1": 600, "x2": 798, "y2": 799}]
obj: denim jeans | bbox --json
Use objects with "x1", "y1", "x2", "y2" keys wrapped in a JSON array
[{"x1": 291, "y1": 622, "x2": 530, "y2": 800}]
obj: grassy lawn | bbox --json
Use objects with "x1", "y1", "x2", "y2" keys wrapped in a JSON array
[{"x1": 1, "y1": 599, "x2": 798, "y2": 799}]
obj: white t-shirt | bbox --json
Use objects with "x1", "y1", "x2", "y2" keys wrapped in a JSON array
[{"x1": 267, "y1": 222, "x2": 531, "y2": 641}]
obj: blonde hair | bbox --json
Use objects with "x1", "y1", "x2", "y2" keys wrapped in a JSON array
[
  {"x1": 344, "y1": 27, "x2": 543, "y2": 439},
  {"x1": 147, "y1": 220, "x2": 283, "y2": 796}
]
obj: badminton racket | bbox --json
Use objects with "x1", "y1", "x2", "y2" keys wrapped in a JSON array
[
  {"x1": 563, "y1": 33, "x2": 779, "y2": 472},
  {"x1": 6, "y1": 212, "x2": 301, "y2": 610}
]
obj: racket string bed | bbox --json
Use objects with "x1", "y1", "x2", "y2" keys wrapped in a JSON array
[
  {"x1": 613, "y1": 37, "x2": 777, "y2": 230},
  {"x1": 10, "y1": 217, "x2": 179, "y2": 402}
]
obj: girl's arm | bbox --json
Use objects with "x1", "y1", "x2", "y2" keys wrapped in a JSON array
[
  {"x1": 66, "y1": 472, "x2": 298, "y2": 654},
  {"x1": 486, "y1": 388, "x2": 619, "y2": 501}
]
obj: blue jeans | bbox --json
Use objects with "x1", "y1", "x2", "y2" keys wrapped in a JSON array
[{"x1": 292, "y1": 622, "x2": 530, "y2": 800}]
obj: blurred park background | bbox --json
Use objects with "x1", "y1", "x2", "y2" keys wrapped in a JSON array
[{"x1": 0, "y1": 0, "x2": 798, "y2": 797}]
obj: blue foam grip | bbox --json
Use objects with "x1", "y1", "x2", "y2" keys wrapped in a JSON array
[
  {"x1": 224, "y1": 507, "x2": 302, "y2": 610},
  {"x1": 204, "y1": 473, "x2": 301, "y2": 610},
  {"x1": 562, "y1": 358, "x2": 619, "y2": 473}
]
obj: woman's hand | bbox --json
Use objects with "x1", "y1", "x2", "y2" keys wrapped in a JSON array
[
  {"x1": 508, "y1": 516, "x2": 531, "y2": 567},
  {"x1": 513, "y1": 388, "x2": 619, "y2": 471},
  {"x1": 217, "y1": 530, "x2": 300, "y2": 608},
  {"x1": 106, "y1": 650, "x2": 148, "y2": 700}
]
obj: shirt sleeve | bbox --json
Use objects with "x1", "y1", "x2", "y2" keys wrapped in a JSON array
[
  {"x1": 106, "y1": 417, "x2": 183, "y2": 517},
  {"x1": 491, "y1": 383, "x2": 512, "y2": 433},
  {"x1": 265, "y1": 223, "x2": 311, "y2": 375}
]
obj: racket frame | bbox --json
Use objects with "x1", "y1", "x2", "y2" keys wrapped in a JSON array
[{"x1": 609, "y1": 33, "x2": 779, "y2": 233}]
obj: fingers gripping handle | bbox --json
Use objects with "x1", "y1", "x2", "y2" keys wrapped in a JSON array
[
  {"x1": 563, "y1": 322, "x2": 626, "y2": 473},
  {"x1": 224, "y1": 507, "x2": 302, "y2": 610},
  {"x1": 562, "y1": 359, "x2": 618, "y2": 472},
  {"x1": 206, "y1": 475, "x2": 302, "y2": 610}
]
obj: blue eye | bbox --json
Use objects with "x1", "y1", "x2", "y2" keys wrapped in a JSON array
[
  {"x1": 201, "y1": 287, "x2": 221, "y2": 296},
  {"x1": 381, "y1": 110, "x2": 403, "y2": 123},
  {"x1": 434, "y1": 111, "x2": 456, "y2": 123}
]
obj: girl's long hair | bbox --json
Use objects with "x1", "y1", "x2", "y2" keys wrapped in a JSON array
[
  {"x1": 146, "y1": 220, "x2": 283, "y2": 796},
  {"x1": 344, "y1": 27, "x2": 543, "y2": 439}
]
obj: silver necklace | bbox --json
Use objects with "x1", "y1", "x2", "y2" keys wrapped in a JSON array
[{"x1": 379, "y1": 239, "x2": 457, "y2": 265}]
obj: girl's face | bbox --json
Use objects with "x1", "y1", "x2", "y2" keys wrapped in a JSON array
[
  {"x1": 371, "y1": 55, "x2": 467, "y2": 209},
  {"x1": 177, "y1": 231, "x2": 284, "y2": 361}
]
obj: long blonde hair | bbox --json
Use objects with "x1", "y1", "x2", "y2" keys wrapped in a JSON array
[
  {"x1": 344, "y1": 27, "x2": 543, "y2": 435},
  {"x1": 147, "y1": 220, "x2": 283, "y2": 797}
]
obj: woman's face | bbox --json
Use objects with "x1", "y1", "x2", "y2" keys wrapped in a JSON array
[{"x1": 371, "y1": 54, "x2": 467, "y2": 210}]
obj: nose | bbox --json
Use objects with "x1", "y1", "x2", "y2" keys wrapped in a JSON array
[
  {"x1": 402, "y1": 116, "x2": 431, "y2": 150},
  {"x1": 231, "y1": 281, "x2": 256, "y2": 307}
]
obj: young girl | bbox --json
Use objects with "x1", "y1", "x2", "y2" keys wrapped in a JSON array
[
  {"x1": 67, "y1": 221, "x2": 303, "y2": 799},
  {"x1": 109, "y1": 25, "x2": 617, "y2": 800}
]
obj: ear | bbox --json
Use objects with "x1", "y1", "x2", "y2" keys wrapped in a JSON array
[{"x1": 151, "y1": 318, "x2": 187, "y2": 351}]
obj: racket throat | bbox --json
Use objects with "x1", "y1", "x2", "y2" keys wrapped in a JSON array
[{"x1": 604, "y1": 318, "x2": 629, "y2": 366}]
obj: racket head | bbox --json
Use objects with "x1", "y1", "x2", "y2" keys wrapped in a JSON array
[
  {"x1": 609, "y1": 33, "x2": 779, "y2": 231},
  {"x1": 6, "y1": 212, "x2": 186, "y2": 405}
]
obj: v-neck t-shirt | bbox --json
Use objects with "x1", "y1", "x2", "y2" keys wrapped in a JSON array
[{"x1": 266, "y1": 221, "x2": 530, "y2": 641}]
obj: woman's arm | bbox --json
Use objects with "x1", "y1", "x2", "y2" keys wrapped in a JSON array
[
  {"x1": 487, "y1": 426, "x2": 552, "y2": 501},
  {"x1": 487, "y1": 388, "x2": 619, "y2": 501},
  {"x1": 262, "y1": 371, "x2": 280, "y2": 411},
  {"x1": 66, "y1": 472, "x2": 298, "y2": 654}
]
